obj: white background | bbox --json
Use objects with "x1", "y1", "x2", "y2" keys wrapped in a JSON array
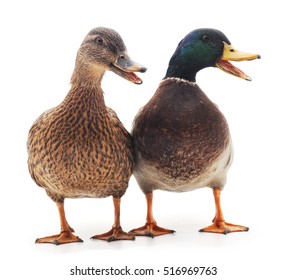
[{"x1": 1, "y1": 0, "x2": 286, "y2": 279}]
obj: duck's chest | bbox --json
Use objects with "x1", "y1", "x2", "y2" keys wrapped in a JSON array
[
  {"x1": 31, "y1": 105, "x2": 133, "y2": 176},
  {"x1": 133, "y1": 80, "x2": 230, "y2": 179},
  {"x1": 54, "y1": 111, "x2": 130, "y2": 159}
]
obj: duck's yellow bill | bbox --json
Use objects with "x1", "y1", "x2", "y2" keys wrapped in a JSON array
[{"x1": 216, "y1": 42, "x2": 260, "y2": 81}]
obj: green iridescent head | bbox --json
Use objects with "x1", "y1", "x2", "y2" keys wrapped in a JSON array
[{"x1": 165, "y1": 28, "x2": 260, "y2": 82}]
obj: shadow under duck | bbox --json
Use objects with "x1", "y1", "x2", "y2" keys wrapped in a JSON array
[
  {"x1": 130, "y1": 28, "x2": 260, "y2": 237},
  {"x1": 27, "y1": 27, "x2": 146, "y2": 245}
]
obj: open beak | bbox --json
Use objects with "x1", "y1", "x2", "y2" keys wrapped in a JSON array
[
  {"x1": 216, "y1": 42, "x2": 260, "y2": 81},
  {"x1": 110, "y1": 54, "x2": 147, "y2": 84}
]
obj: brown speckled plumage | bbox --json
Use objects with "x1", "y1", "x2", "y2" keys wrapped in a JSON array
[
  {"x1": 28, "y1": 88, "x2": 133, "y2": 202},
  {"x1": 27, "y1": 27, "x2": 146, "y2": 244}
]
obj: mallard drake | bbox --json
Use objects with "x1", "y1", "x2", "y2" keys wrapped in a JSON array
[
  {"x1": 130, "y1": 28, "x2": 260, "y2": 237},
  {"x1": 27, "y1": 27, "x2": 146, "y2": 245}
]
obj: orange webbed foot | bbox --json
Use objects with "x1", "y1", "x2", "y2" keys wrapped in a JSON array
[
  {"x1": 35, "y1": 231, "x2": 83, "y2": 245},
  {"x1": 129, "y1": 222, "x2": 175, "y2": 238},
  {"x1": 90, "y1": 226, "x2": 135, "y2": 242},
  {"x1": 199, "y1": 220, "x2": 249, "y2": 235}
]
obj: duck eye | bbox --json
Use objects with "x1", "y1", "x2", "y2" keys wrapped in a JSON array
[
  {"x1": 202, "y1": 35, "x2": 210, "y2": 42},
  {"x1": 95, "y1": 37, "x2": 103, "y2": 44}
]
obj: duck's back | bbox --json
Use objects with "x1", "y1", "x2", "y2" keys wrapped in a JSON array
[{"x1": 132, "y1": 78, "x2": 231, "y2": 190}]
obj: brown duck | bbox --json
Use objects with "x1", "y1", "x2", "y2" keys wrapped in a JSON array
[
  {"x1": 27, "y1": 27, "x2": 146, "y2": 245},
  {"x1": 130, "y1": 28, "x2": 260, "y2": 237}
]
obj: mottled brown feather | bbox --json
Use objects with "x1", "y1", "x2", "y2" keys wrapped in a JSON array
[{"x1": 27, "y1": 28, "x2": 134, "y2": 204}]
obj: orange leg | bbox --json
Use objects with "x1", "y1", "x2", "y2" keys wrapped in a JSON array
[
  {"x1": 129, "y1": 192, "x2": 175, "y2": 237},
  {"x1": 199, "y1": 188, "x2": 249, "y2": 234},
  {"x1": 35, "y1": 202, "x2": 83, "y2": 245},
  {"x1": 91, "y1": 197, "x2": 135, "y2": 242}
]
